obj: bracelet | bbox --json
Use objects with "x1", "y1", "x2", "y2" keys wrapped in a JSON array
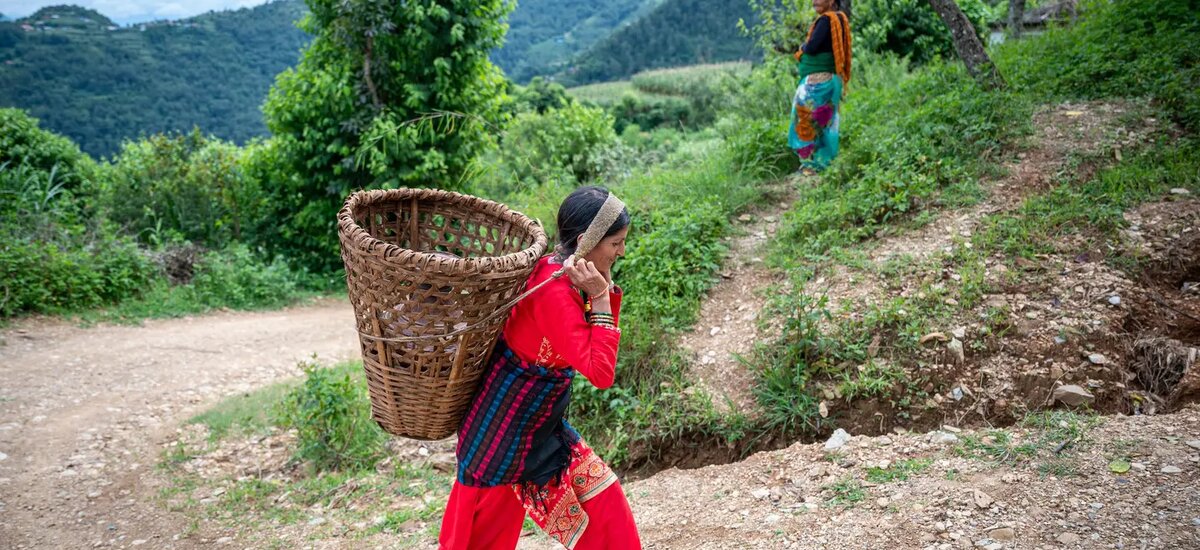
[{"x1": 587, "y1": 286, "x2": 612, "y2": 300}]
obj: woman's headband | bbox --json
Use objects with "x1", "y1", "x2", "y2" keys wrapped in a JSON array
[{"x1": 572, "y1": 192, "x2": 626, "y2": 259}]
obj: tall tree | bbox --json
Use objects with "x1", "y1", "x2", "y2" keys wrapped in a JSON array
[
  {"x1": 1008, "y1": 0, "x2": 1025, "y2": 38},
  {"x1": 926, "y1": 0, "x2": 1005, "y2": 88},
  {"x1": 262, "y1": 0, "x2": 514, "y2": 271}
]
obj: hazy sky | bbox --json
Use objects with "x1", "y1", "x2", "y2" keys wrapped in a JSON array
[{"x1": 2, "y1": 0, "x2": 273, "y2": 24}]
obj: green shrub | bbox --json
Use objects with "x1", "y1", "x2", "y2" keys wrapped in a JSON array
[
  {"x1": 994, "y1": 0, "x2": 1200, "y2": 130},
  {"x1": 100, "y1": 131, "x2": 266, "y2": 248},
  {"x1": 191, "y1": 244, "x2": 301, "y2": 310},
  {"x1": 0, "y1": 234, "x2": 157, "y2": 317},
  {"x1": 277, "y1": 361, "x2": 387, "y2": 472},
  {"x1": 500, "y1": 102, "x2": 619, "y2": 185},
  {"x1": 0, "y1": 108, "x2": 95, "y2": 191}
]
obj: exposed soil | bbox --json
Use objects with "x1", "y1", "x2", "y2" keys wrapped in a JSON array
[{"x1": 0, "y1": 298, "x2": 361, "y2": 549}]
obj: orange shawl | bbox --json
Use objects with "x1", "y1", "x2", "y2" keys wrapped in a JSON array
[{"x1": 794, "y1": 10, "x2": 852, "y2": 85}]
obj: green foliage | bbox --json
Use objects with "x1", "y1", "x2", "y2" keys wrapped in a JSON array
[
  {"x1": 865, "y1": 458, "x2": 933, "y2": 483},
  {"x1": 0, "y1": 108, "x2": 95, "y2": 191},
  {"x1": 561, "y1": 0, "x2": 757, "y2": 85},
  {"x1": 974, "y1": 138, "x2": 1200, "y2": 259},
  {"x1": 100, "y1": 131, "x2": 267, "y2": 248},
  {"x1": 277, "y1": 360, "x2": 387, "y2": 472},
  {"x1": 262, "y1": 0, "x2": 513, "y2": 272},
  {"x1": 0, "y1": 2, "x2": 311, "y2": 157},
  {"x1": 994, "y1": 0, "x2": 1200, "y2": 130},
  {"x1": 498, "y1": 102, "x2": 618, "y2": 185},
  {"x1": 189, "y1": 380, "x2": 298, "y2": 440},
  {"x1": 0, "y1": 233, "x2": 157, "y2": 317},
  {"x1": 190, "y1": 244, "x2": 301, "y2": 310}
]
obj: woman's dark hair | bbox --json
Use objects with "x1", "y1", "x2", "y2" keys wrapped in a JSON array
[{"x1": 555, "y1": 185, "x2": 630, "y2": 259}]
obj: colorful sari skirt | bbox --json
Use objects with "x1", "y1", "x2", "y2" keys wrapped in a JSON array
[{"x1": 787, "y1": 73, "x2": 843, "y2": 171}]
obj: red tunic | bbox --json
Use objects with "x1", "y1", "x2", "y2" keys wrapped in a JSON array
[{"x1": 501, "y1": 256, "x2": 623, "y2": 384}]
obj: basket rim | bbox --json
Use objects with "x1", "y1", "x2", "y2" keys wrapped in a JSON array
[{"x1": 337, "y1": 187, "x2": 549, "y2": 273}]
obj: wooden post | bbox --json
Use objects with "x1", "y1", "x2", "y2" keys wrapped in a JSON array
[{"x1": 927, "y1": 0, "x2": 1007, "y2": 89}]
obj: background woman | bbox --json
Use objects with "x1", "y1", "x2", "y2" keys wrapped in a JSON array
[
  {"x1": 439, "y1": 186, "x2": 642, "y2": 550},
  {"x1": 788, "y1": 0, "x2": 852, "y2": 173}
]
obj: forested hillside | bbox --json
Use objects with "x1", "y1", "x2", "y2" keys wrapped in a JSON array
[
  {"x1": 0, "y1": 3, "x2": 310, "y2": 157},
  {"x1": 491, "y1": 0, "x2": 661, "y2": 83},
  {"x1": 558, "y1": 0, "x2": 757, "y2": 85}
]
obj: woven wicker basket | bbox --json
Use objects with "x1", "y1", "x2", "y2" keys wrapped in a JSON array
[{"x1": 337, "y1": 188, "x2": 548, "y2": 440}]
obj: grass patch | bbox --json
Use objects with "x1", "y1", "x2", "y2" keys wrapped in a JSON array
[
  {"x1": 188, "y1": 379, "x2": 298, "y2": 440},
  {"x1": 865, "y1": 458, "x2": 933, "y2": 484},
  {"x1": 826, "y1": 478, "x2": 866, "y2": 508}
]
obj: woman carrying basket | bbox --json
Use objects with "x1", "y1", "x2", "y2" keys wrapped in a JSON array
[{"x1": 439, "y1": 186, "x2": 642, "y2": 550}]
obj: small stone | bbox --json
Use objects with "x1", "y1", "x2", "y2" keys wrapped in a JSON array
[
  {"x1": 215, "y1": 536, "x2": 233, "y2": 544},
  {"x1": 947, "y1": 339, "x2": 965, "y2": 364},
  {"x1": 1161, "y1": 465, "x2": 1183, "y2": 474},
  {"x1": 935, "y1": 522, "x2": 947, "y2": 532},
  {"x1": 1107, "y1": 295, "x2": 1121, "y2": 306},
  {"x1": 1170, "y1": 188, "x2": 1191, "y2": 195},
  {"x1": 764, "y1": 514, "x2": 781, "y2": 524},
  {"x1": 1131, "y1": 462, "x2": 1146, "y2": 471},
  {"x1": 308, "y1": 517, "x2": 326, "y2": 526},
  {"x1": 0, "y1": 451, "x2": 7, "y2": 461},
  {"x1": 738, "y1": 214, "x2": 754, "y2": 222},
  {"x1": 876, "y1": 497, "x2": 889, "y2": 507},
  {"x1": 1087, "y1": 353, "x2": 1109, "y2": 365},
  {"x1": 983, "y1": 544, "x2": 1003, "y2": 550},
  {"x1": 951, "y1": 387, "x2": 965, "y2": 401},
  {"x1": 130, "y1": 541, "x2": 147, "y2": 547},
  {"x1": 1052, "y1": 385, "x2": 1094, "y2": 406},
  {"x1": 952, "y1": 327, "x2": 967, "y2": 339},
  {"x1": 824, "y1": 429, "x2": 852, "y2": 451},
  {"x1": 929, "y1": 431, "x2": 959, "y2": 445},
  {"x1": 1053, "y1": 336, "x2": 1067, "y2": 345},
  {"x1": 1185, "y1": 440, "x2": 1200, "y2": 451},
  {"x1": 710, "y1": 327, "x2": 721, "y2": 337},
  {"x1": 751, "y1": 488, "x2": 771, "y2": 500},
  {"x1": 1057, "y1": 532, "x2": 1080, "y2": 545},
  {"x1": 973, "y1": 489, "x2": 994, "y2": 509},
  {"x1": 818, "y1": 401, "x2": 829, "y2": 418}
]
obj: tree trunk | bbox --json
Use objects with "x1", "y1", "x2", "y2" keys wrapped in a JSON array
[
  {"x1": 927, "y1": 0, "x2": 1006, "y2": 89},
  {"x1": 1008, "y1": 0, "x2": 1026, "y2": 38}
]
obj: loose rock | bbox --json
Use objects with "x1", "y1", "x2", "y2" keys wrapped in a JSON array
[
  {"x1": 1052, "y1": 385, "x2": 1095, "y2": 406},
  {"x1": 824, "y1": 429, "x2": 852, "y2": 451}
]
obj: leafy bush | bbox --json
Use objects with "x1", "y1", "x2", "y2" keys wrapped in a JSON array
[
  {"x1": 277, "y1": 361, "x2": 387, "y2": 472},
  {"x1": 485, "y1": 101, "x2": 618, "y2": 193},
  {"x1": 191, "y1": 244, "x2": 301, "y2": 310},
  {"x1": 100, "y1": 131, "x2": 267, "y2": 248},
  {"x1": 0, "y1": 234, "x2": 157, "y2": 317},
  {"x1": 994, "y1": 0, "x2": 1200, "y2": 130},
  {"x1": 0, "y1": 108, "x2": 95, "y2": 191}
]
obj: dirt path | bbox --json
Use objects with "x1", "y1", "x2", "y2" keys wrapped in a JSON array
[
  {"x1": 679, "y1": 191, "x2": 794, "y2": 414},
  {"x1": 0, "y1": 298, "x2": 360, "y2": 549}
]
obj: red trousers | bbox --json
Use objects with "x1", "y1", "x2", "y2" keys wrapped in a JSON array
[{"x1": 438, "y1": 480, "x2": 642, "y2": 550}]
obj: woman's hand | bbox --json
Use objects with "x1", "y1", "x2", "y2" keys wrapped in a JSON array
[{"x1": 563, "y1": 257, "x2": 610, "y2": 298}]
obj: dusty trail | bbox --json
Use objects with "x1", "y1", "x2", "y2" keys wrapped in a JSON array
[{"x1": 0, "y1": 298, "x2": 360, "y2": 549}]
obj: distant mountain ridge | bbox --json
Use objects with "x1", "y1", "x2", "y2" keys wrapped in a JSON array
[
  {"x1": 558, "y1": 0, "x2": 758, "y2": 86},
  {"x1": 0, "y1": 2, "x2": 311, "y2": 157}
]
